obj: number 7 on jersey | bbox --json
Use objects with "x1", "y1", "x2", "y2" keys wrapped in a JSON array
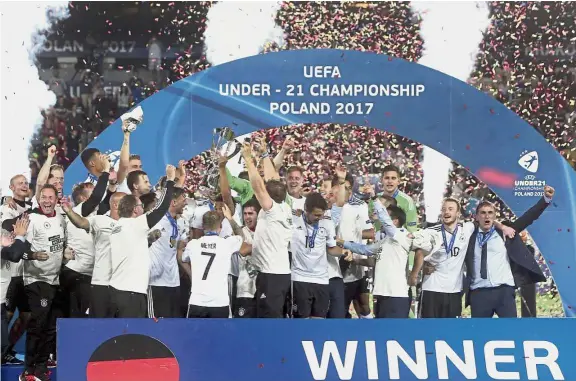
[{"x1": 201, "y1": 252, "x2": 216, "y2": 280}]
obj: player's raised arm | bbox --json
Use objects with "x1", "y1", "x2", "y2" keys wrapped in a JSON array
[
  {"x1": 222, "y1": 204, "x2": 251, "y2": 256},
  {"x1": 35, "y1": 145, "x2": 57, "y2": 199},
  {"x1": 80, "y1": 154, "x2": 111, "y2": 217},
  {"x1": 146, "y1": 165, "x2": 176, "y2": 228},
  {"x1": 61, "y1": 198, "x2": 90, "y2": 232},
  {"x1": 254, "y1": 136, "x2": 280, "y2": 182},
  {"x1": 243, "y1": 143, "x2": 274, "y2": 211},
  {"x1": 218, "y1": 154, "x2": 236, "y2": 215},
  {"x1": 115, "y1": 126, "x2": 132, "y2": 185}
]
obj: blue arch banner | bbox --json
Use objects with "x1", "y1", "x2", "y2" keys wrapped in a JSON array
[{"x1": 64, "y1": 49, "x2": 576, "y2": 314}]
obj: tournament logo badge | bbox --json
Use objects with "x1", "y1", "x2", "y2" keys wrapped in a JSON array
[
  {"x1": 518, "y1": 150, "x2": 539, "y2": 173},
  {"x1": 514, "y1": 150, "x2": 546, "y2": 197},
  {"x1": 238, "y1": 307, "x2": 245, "y2": 317}
]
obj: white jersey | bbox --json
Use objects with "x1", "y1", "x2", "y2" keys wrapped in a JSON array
[
  {"x1": 189, "y1": 203, "x2": 233, "y2": 238},
  {"x1": 64, "y1": 203, "x2": 95, "y2": 276},
  {"x1": 325, "y1": 208, "x2": 342, "y2": 279},
  {"x1": 252, "y1": 201, "x2": 293, "y2": 274},
  {"x1": 291, "y1": 215, "x2": 337, "y2": 285},
  {"x1": 372, "y1": 228, "x2": 413, "y2": 297},
  {"x1": 189, "y1": 203, "x2": 235, "y2": 275},
  {"x1": 183, "y1": 235, "x2": 242, "y2": 307},
  {"x1": 419, "y1": 222, "x2": 476, "y2": 293},
  {"x1": 338, "y1": 203, "x2": 372, "y2": 283},
  {"x1": 288, "y1": 194, "x2": 306, "y2": 211},
  {"x1": 24, "y1": 212, "x2": 66, "y2": 286},
  {"x1": 117, "y1": 178, "x2": 131, "y2": 194},
  {"x1": 109, "y1": 215, "x2": 150, "y2": 294},
  {"x1": 87, "y1": 215, "x2": 118, "y2": 286},
  {"x1": 236, "y1": 226, "x2": 256, "y2": 298},
  {"x1": 149, "y1": 215, "x2": 185, "y2": 288},
  {"x1": 1, "y1": 202, "x2": 32, "y2": 277}
]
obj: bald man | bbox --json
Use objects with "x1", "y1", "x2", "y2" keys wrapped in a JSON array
[{"x1": 62, "y1": 192, "x2": 126, "y2": 318}]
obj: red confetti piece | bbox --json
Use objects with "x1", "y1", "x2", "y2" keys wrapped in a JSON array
[
  {"x1": 549, "y1": 260, "x2": 555, "y2": 265},
  {"x1": 489, "y1": 108, "x2": 495, "y2": 114},
  {"x1": 466, "y1": 145, "x2": 471, "y2": 150},
  {"x1": 385, "y1": 112, "x2": 391, "y2": 117},
  {"x1": 463, "y1": 104, "x2": 467, "y2": 109},
  {"x1": 514, "y1": 134, "x2": 520, "y2": 138},
  {"x1": 258, "y1": 364, "x2": 264, "y2": 369},
  {"x1": 476, "y1": 168, "x2": 517, "y2": 188}
]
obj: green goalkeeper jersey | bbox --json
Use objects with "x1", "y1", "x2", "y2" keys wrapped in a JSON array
[{"x1": 369, "y1": 189, "x2": 418, "y2": 232}]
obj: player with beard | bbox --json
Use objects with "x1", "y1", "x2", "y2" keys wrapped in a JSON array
[
  {"x1": 62, "y1": 192, "x2": 127, "y2": 318},
  {"x1": 108, "y1": 165, "x2": 176, "y2": 318},
  {"x1": 126, "y1": 169, "x2": 152, "y2": 197},
  {"x1": 59, "y1": 156, "x2": 110, "y2": 318},
  {"x1": 233, "y1": 197, "x2": 260, "y2": 318},
  {"x1": 1, "y1": 175, "x2": 32, "y2": 364},
  {"x1": 242, "y1": 143, "x2": 292, "y2": 318},
  {"x1": 148, "y1": 187, "x2": 188, "y2": 318},
  {"x1": 411, "y1": 198, "x2": 515, "y2": 318},
  {"x1": 17, "y1": 185, "x2": 66, "y2": 381}
]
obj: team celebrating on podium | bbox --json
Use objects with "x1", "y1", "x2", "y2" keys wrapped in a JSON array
[{"x1": 1, "y1": 120, "x2": 555, "y2": 378}]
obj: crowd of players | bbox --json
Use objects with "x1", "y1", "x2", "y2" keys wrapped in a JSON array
[{"x1": 1, "y1": 117, "x2": 558, "y2": 380}]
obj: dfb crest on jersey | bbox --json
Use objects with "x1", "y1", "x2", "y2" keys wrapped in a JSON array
[
  {"x1": 44, "y1": 222, "x2": 51, "y2": 229},
  {"x1": 238, "y1": 307, "x2": 245, "y2": 317},
  {"x1": 40, "y1": 298, "x2": 48, "y2": 308}
]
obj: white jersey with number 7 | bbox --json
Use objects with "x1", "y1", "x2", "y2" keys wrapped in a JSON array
[{"x1": 182, "y1": 235, "x2": 242, "y2": 308}]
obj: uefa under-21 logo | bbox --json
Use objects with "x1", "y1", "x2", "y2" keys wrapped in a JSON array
[{"x1": 518, "y1": 150, "x2": 539, "y2": 173}]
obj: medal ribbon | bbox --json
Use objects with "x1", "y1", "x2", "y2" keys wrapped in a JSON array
[
  {"x1": 477, "y1": 226, "x2": 495, "y2": 248},
  {"x1": 303, "y1": 215, "x2": 319, "y2": 249},
  {"x1": 441, "y1": 224, "x2": 459, "y2": 256},
  {"x1": 165, "y1": 212, "x2": 178, "y2": 241}
]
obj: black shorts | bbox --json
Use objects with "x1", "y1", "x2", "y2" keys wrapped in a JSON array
[
  {"x1": 148, "y1": 286, "x2": 181, "y2": 318},
  {"x1": 293, "y1": 281, "x2": 330, "y2": 318},
  {"x1": 255, "y1": 273, "x2": 291, "y2": 318},
  {"x1": 5, "y1": 276, "x2": 30, "y2": 313},
  {"x1": 187, "y1": 305, "x2": 229, "y2": 318},
  {"x1": 373, "y1": 295, "x2": 411, "y2": 318},
  {"x1": 89, "y1": 285, "x2": 113, "y2": 318},
  {"x1": 234, "y1": 297, "x2": 255, "y2": 318},
  {"x1": 110, "y1": 287, "x2": 147, "y2": 318},
  {"x1": 420, "y1": 290, "x2": 462, "y2": 318}
]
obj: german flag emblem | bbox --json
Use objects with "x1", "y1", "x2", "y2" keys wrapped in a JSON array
[{"x1": 86, "y1": 334, "x2": 179, "y2": 381}]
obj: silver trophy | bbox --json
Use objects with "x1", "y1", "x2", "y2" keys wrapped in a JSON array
[{"x1": 199, "y1": 127, "x2": 241, "y2": 198}]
